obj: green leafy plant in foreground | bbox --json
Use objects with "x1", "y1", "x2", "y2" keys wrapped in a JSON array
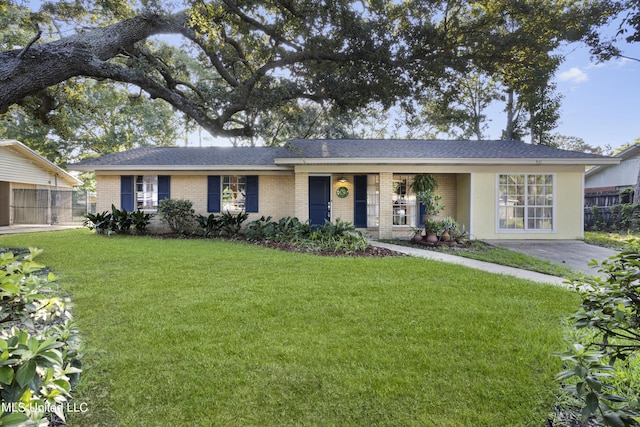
[
  {"x1": 558, "y1": 247, "x2": 640, "y2": 426},
  {"x1": 0, "y1": 249, "x2": 82, "y2": 426}
]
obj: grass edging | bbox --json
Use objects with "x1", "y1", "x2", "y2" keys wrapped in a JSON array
[{"x1": 379, "y1": 238, "x2": 575, "y2": 277}]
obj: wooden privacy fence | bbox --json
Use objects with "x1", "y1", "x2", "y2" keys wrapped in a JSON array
[
  {"x1": 584, "y1": 190, "x2": 620, "y2": 207},
  {"x1": 12, "y1": 189, "x2": 96, "y2": 225},
  {"x1": 584, "y1": 204, "x2": 640, "y2": 231}
]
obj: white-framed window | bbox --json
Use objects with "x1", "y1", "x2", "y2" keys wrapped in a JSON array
[
  {"x1": 136, "y1": 175, "x2": 158, "y2": 210},
  {"x1": 222, "y1": 175, "x2": 246, "y2": 212},
  {"x1": 498, "y1": 174, "x2": 554, "y2": 231},
  {"x1": 367, "y1": 174, "x2": 380, "y2": 227},
  {"x1": 393, "y1": 175, "x2": 417, "y2": 226}
]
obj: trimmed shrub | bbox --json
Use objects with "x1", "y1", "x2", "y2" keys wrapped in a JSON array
[{"x1": 157, "y1": 199, "x2": 196, "y2": 234}]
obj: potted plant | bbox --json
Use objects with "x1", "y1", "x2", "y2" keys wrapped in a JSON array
[
  {"x1": 439, "y1": 216, "x2": 458, "y2": 241},
  {"x1": 410, "y1": 226, "x2": 424, "y2": 243},
  {"x1": 419, "y1": 190, "x2": 444, "y2": 217},
  {"x1": 409, "y1": 174, "x2": 438, "y2": 196},
  {"x1": 425, "y1": 218, "x2": 440, "y2": 244},
  {"x1": 410, "y1": 174, "x2": 444, "y2": 235}
]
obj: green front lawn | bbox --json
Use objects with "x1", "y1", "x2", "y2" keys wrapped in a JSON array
[
  {"x1": 380, "y1": 239, "x2": 575, "y2": 277},
  {"x1": 583, "y1": 231, "x2": 640, "y2": 251},
  {"x1": 0, "y1": 230, "x2": 578, "y2": 426}
]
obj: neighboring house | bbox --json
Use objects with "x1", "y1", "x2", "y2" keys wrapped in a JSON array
[
  {"x1": 584, "y1": 143, "x2": 640, "y2": 206},
  {"x1": 0, "y1": 139, "x2": 82, "y2": 226},
  {"x1": 68, "y1": 139, "x2": 618, "y2": 240}
]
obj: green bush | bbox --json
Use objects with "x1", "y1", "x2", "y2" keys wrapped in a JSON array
[
  {"x1": 195, "y1": 213, "x2": 224, "y2": 237},
  {"x1": 158, "y1": 199, "x2": 196, "y2": 234},
  {"x1": 244, "y1": 216, "x2": 311, "y2": 243},
  {"x1": 245, "y1": 217, "x2": 368, "y2": 253},
  {"x1": 558, "y1": 246, "x2": 640, "y2": 426},
  {"x1": 0, "y1": 249, "x2": 82, "y2": 425},
  {"x1": 195, "y1": 211, "x2": 248, "y2": 238},
  {"x1": 83, "y1": 211, "x2": 112, "y2": 234}
]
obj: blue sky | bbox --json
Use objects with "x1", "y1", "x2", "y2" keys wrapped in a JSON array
[{"x1": 539, "y1": 41, "x2": 640, "y2": 151}]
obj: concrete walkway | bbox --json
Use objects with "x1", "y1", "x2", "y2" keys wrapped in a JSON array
[
  {"x1": 371, "y1": 240, "x2": 575, "y2": 287},
  {"x1": 0, "y1": 225, "x2": 82, "y2": 235}
]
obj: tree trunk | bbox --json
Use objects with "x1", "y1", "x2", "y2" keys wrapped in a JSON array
[
  {"x1": 504, "y1": 89, "x2": 515, "y2": 141},
  {"x1": 634, "y1": 162, "x2": 640, "y2": 204}
]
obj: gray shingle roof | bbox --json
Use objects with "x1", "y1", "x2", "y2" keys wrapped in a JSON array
[
  {"x1": 280, "y1": 139, "x2": 610, "y2": 159},
  {"x1": 69, "y1": 139, "x2": 613, "y2": 170},
  {"x1": 71, "y1": 146, "x2": 288, "y2": 167}
]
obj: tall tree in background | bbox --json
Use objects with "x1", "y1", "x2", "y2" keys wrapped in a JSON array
[
  {"x1": 549, "y1": 134, "x2": 604, "y2": 154},
  {"x1": 399, "y1": 0, "x2": 599, "y2": 143},
  {"x1": 0, "y1": 80, "x2": 180, "y2": 163},
  {"x1": 407, "y1": 70, "x2": 502, "y2": 140},
  {"x1": 0, "y1": 0, "x2": 615, "y2": 154}
]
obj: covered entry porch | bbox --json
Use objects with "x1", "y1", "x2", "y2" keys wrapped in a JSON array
[{"x1": 294, "y1": 171, "x2": 471, "y2": 240}]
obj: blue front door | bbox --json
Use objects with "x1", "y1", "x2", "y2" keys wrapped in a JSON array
[{"x1": 309, "y1": 176, "x2": 331, "y2": 228}]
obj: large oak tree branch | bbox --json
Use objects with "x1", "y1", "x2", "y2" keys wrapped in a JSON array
[
  {"x1": 0, "y1": 12, "x2": 187, "y2": 113},
  {"x1": 0, "y1": 5, "x2": 403, "y2": 138}
]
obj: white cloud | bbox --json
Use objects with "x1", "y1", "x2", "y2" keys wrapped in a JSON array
[{"x1": 558, "y1": 67, "x2": 589, "y2": 83}]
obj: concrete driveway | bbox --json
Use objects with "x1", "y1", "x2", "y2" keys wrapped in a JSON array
[{"x1": 486, "y1": 240, "x2": 618, "y2": 276}]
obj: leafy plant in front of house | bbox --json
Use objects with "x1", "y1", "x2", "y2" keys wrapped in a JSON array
[
  {"x1": 218, "y1": 211, "x2": 249, "y2": 237},
  {"x1": 83, "y1": 211, "x2": 112, "y2": 234},
  {"x1": 129, "y1": 209, "x2": 154, "y2": 234},
  {"x1": 244, "y1": 217, "x2": 367, "y2": 253},
  {"x1": 557, "y1": 247, "x2": 640, "y2": 426},
  {"x1": 158, "y1": 199, "x2": 196, "y2": 234},
  {"x1": 84, "y1": 207, "x2": 152, "y2": 235},
  {"x1": 0, "y1": 249, "x2": 83, "y2": 426},
  {"x1": 309, "y1": 219, "x2": 369, "y2": 253},
  {"x1": 195, "y1": 214, "x2": 224, "y2": 237},
  {"x1": 419, "y1": 190, "x2": 444, "y2": 217},
  {"x1": 244, "y1": 216, "x2": 312, "y2": 243},
  {"x1": 109, "y1": 204, "x2": 133, "y2": 234}
]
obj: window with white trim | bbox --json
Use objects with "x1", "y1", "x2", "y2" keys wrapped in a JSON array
[
  {"x1": 393, "y1": 175, "x2": 417, "y2": 226},
  {"x1": 222, "y1": 175, "x2": 246, "y2": 212},
  {"x1": 136, "y1": 175, "x2": 158, "y2": 210},
  {"x1": 367, "y1": 174, "x2": 380, "y2": 227},
  {"x1": 498, "y1": 174, "x2": 553, "y2": 231}
]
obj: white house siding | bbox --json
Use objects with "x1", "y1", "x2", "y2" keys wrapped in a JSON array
[
  {"x1": 0, "y1": 146, "x2": 72, "y2": 188},
  {"x1": 585, "y1": 155, "x2": 640, "y2": 189}
]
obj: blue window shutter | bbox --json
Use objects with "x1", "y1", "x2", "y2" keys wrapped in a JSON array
[
  {"x1": 245, "y1": 176, "x2": 259, "y2": 212},
  {"x1": 158, "y1": 176, "x2": 171, "y2": 202},
  {"x1": 418, "y1": 201, "x2": 426, "y2": 226},
  {"x1": 207, "y1": 176, "x2": 221, "y2": 212},
  {"x1": 354, "y1": 175, "x2": 367, "y2": 228},
  {"x1": 120, "y1": 176, "x2": 134, "y2": 211}
]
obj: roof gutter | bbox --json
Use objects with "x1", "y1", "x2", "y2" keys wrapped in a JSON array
[{"x1": 68, "y1": 164, "x2": 293, "y2": 172}]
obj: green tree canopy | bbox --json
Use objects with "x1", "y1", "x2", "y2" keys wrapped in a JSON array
[{"x1": 0, "y1": 0, "x2": 615, "y2": 152}]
